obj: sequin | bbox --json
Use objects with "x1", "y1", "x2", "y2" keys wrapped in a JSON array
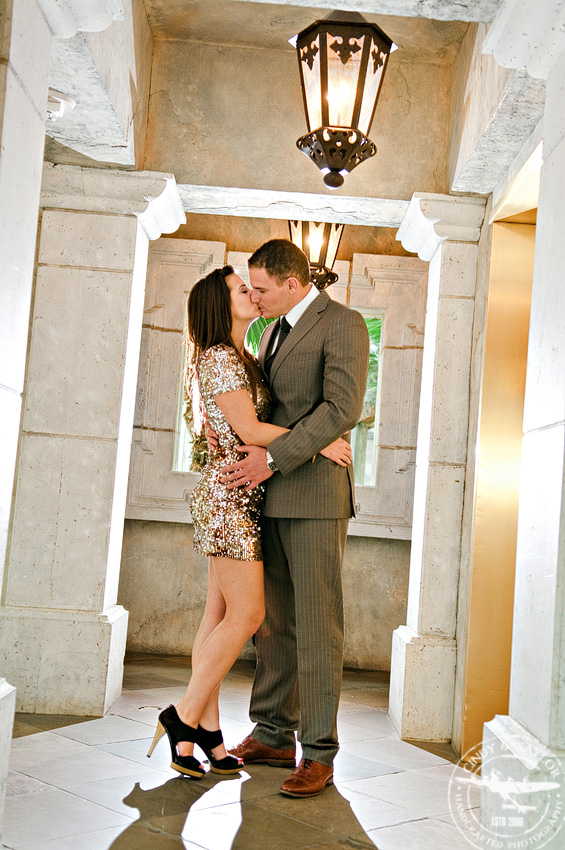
[{"x1": 190, "y1": 344, "x2": 270, "y2": 561}]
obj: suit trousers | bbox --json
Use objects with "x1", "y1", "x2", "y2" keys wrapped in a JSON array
[{"x1": 250, "y1": 515, "x2": 349, "y2": 766}]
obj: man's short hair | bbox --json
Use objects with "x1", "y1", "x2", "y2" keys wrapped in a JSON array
[{"x1": 248, "y1": 239, "x2": 310, "y2": 287}]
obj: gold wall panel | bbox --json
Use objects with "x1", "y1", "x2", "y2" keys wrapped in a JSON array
[{"x1": 460, "y1": 222, "x2": 535, "y2": 757}]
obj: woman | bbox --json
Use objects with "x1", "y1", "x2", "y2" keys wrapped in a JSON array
[{"x1": 147, "y1": 265, "x2": 352, "y2": 778}]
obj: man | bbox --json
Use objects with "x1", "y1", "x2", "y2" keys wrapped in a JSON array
[{"x1": 222, "y1": 239, "x2": 369, "y2": 797}]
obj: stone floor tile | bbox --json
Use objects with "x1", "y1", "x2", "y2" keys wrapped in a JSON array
[
  {"x1": 340, "y1": 768, "x2": 458, "y2": 818},
  {"x1": 338, "y1": 786, "x2": 423, "y2": 830},
  {"x1": 435, "y1": 807, "x2": 480, "y2": 833},
  {"x1": 333, "y1": 751, "x2": 399, "y2": 783},
  {"x1": 368, "y1": 815, "x2": 478, "y2": 849},
  {"x1": 131, "y1": 686, "x2": 187, "y2": 703},
  {"x1": 1, "y1": 788, "x2": 133, "y2": 848},
  {"x1": 216, "y1": 699, "x2": 253, "y2": 723},
  {"x1": 182, "y1": 799, "x2": 334, "y2": 850},
  {"x1": 108, "y1": 692, "x2": 163, "y2": 726},
  {"x1": 9, "y1": 730, "x2": 88, "y2": 763},
  {"x1": 53, "y1": 715, "x2": 158, "y2": 746},
  {"x1": 341, "y1": 736, "x2": 450, "y2": 770},
  {"x1": 210, "y1": 765, "x2": 292, "y2": 802},
  {"x1": 337, "y1": 716, "x2": 395, "y2": 744},
  {"x1": 11, "y1": 735, "x2": 158, "y2": 789},
  {"x1": 11, "y1": 826, "x2": 127, "y2": 849},
  {"x1": 64, "y1": 769, "x2": 177, "y2": 817},
  {"x1": 252, "y1": 783, "x2": 376, "y2": 846},
  {"x1": 6, "y1": 770, "x2": 52, "y2": 797},
  {"x1": 336, "y1": 709, "x2": 397, "y2": 735},
  {"x1": 99, "y1": 736, "x2": 177, "y2": 772},
  {"x1": 12, "y1": 713, "x2": 97, "y2": 739}
]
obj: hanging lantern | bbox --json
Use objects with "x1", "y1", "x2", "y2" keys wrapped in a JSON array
[
  {"x1": 288, "y1": 220, "x2": 344, "y2": 289},
  {"x1": 294, "y1": 17, "x2": 396, "y2": 189}
]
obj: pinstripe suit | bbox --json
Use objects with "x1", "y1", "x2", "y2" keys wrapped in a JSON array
[{"x1": 250, "y1": 290, "x2": 369, "y2": 765}]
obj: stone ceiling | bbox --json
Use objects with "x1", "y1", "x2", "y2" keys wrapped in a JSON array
[{"x1": 141, "y1": 0, "x2": 471, "y2": 62}]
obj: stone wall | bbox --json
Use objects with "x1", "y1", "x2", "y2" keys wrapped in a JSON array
[
  {"x1": 144, "y1": 38, "x2": 454, "y2": 200},
  {"x1": 118, "y1": 519, "x2": 410, "y2": 671}
]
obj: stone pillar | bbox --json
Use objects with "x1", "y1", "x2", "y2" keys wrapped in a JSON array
[
  {"x1": 1, "y1": 1, "x2": 124, "y2": 837},
  {"x1": 389, "y1": 194, "x2": 486, "y2": 741},
  {"x1": 0, "y1": 164, "x2": 184, "y2": 715},
  {"x1": 479, "y1": 4, "x2": 565, "y2": 844}
]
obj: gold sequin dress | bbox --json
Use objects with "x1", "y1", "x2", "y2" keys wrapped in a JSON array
[{"x1": 190, "y1": 344, "x2": 270, "y2": 561}]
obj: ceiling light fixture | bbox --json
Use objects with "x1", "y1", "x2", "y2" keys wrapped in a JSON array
[
  {"x1": 288, "y1": 220, "x2": 344, "y2": 289},
  {"x1": 292, "y1": 15, "x2": 396, "y2": 189}
]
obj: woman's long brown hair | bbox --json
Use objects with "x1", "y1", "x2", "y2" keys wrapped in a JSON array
[{"x1": 186, "y1": 265, "x2": 265, "y2": 403}]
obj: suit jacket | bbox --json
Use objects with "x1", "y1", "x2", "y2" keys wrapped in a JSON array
[{"x1": 260, "y1": 290, "x2": 369, "y2": 519}]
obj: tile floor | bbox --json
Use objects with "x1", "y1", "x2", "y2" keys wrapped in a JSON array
[{"x1": 2, "y1": 656, "x2": 480, "y2": 849}]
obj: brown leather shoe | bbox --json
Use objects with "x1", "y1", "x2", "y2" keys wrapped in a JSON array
[
  {"x1": 228, "y1": 734, "x2": 296, "y2": 767},
  {"x1": 279, "y1": 758, "x2": 333, "y2": 798}
]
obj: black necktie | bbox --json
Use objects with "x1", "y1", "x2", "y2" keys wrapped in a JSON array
[{"x1": 264, "y1": 316, "x2": 291, "y2": 379}]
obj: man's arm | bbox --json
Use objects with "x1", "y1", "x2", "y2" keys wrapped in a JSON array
[
  {"x1": 221, "y1": 308, "x2": 369, "y2": 489},
  {"x1": 268, "y1": 308, "x2": 369, "y2": 475}
]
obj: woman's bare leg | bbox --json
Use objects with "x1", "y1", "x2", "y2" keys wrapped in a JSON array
[{"x1": 176, "y1": 555, "x2": 264, "y2": 757}]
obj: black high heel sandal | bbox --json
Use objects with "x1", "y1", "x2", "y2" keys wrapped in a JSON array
[
  {"x1": 147, "y1": 704, "x2": 205, "y2": 779},
  {"x1": 196, "y1": 725, "x2": 244, "y2": 775}
]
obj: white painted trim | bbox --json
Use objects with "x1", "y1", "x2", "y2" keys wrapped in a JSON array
[
  {"x1": 397, "y1": 193, "x2": 486, "y2": 261},
  {"x1": 40, "y1": 163, "x2": 185, "y2": 240},
  {"x1": 482, "y1": 0, "x2": 565, "y2": 79}
]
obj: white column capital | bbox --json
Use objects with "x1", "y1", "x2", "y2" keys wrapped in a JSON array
[
  {"x1": 396, "y1": 193, "x2": 486, "y2": 262},
  {"x1": 37, "y1": 0, "x2": 123, "y2": 38},
  {"x1": 40, "y1": 163, "x2": 186, "y2": 240},
  {"x1": 482, "y1": 0, "x2": 565, "y2": 80}
]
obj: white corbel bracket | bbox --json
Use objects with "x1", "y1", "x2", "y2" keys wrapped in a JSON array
[
  {"x1": 396, "y1": 193, "x2": 486, "y2": 261},
  {"x1": 41, "y1": 163, "x2": 186, "y2": 240},
  {"x1": 482, "y1": 0, "x2": 565, "y2": 80}
]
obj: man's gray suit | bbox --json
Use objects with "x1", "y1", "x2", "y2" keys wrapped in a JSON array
[{"x1": 250, "y1": 289, "x2": 369, "y2": 765}]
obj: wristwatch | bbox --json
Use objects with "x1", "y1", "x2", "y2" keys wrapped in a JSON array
[{"x1": 266, "y1": 451, "x2": 279, "y2": 472}]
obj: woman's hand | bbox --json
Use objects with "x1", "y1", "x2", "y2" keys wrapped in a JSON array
[
  {"x1": 319, "y1": 437, "x2": 352, "y2": 467},
  {"x1": 205, "y1": 419, "x2": 219, "y2": 451}
]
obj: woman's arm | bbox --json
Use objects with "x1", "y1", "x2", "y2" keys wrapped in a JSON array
[
  {"x1": 214, "y1": 389, "x2": 288, "y2": 447},
  {"x1": 215, "y1": 389, "x2": 353, "y2": 467}
]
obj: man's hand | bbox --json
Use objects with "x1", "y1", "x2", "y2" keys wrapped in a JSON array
[
  {"x1": 205, "y1": 420, "x2": 219, "y2": 452},
  {"x1": 220, "y1": 445, "x2": 273, "y2": 491}
]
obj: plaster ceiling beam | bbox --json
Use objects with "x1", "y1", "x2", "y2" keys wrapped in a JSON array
[
  {"x1": 177, "y1": 185, "x2": 409, "y2": 227},
  {"x1": 37, "y1": 0, "x2": 124, "y2": 38},
  {"x1": 229, "y1": 0, "x2": 504, "y2": 23},
  {"x1": 46, "y1": 34, "x2": 134, "y2": 165},
  {"x1": 451, "y1": 69, "x2": 545, "y2": 195}
]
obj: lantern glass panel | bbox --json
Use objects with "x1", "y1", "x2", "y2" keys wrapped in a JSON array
[
  {"x1": 299, "y1": 32, "x2": 322, "y2": 131},
  {"x1": 357, "y1": 46, "x2": 388, "y2": 136},
  {"x1": 325, "y1": 222, "x2": 344, "y2": 269},
  {"x1": 307, "y1": 222, "x2": 326, "y2": 265},
  {"x1": 326, "y1": 30, "x2": 364, "y2": 128}
]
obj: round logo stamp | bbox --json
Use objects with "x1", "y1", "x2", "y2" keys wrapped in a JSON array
[{"x1": 447, "y1": 737, "x2": 564, "y2": 849}]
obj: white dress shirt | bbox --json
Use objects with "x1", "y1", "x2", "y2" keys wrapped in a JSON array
[{"x1": 271, "y1": 284, "x2": 319, "y2": 353}]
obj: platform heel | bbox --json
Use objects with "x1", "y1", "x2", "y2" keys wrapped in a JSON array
[
  {"x1": 148, "y1": 704, "x2": 205, "y2": 779},
  {"x1": 196, "y1": 725, "x2": 243, "y2": 775}
]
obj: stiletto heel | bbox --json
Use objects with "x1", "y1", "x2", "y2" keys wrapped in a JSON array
[
  {"x1": 146, "y1": 720, "x2": 165, "y2": 757},
  {"x1": 196, "y1": 725, "x2": 243, "y2": 775},
  {"x1": 149, "y1": 705, "x2": 205, "y2": 779}
]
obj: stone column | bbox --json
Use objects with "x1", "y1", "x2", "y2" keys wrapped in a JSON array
[
  {"x1": 389, "y1": 194, "x2": 486, "y2": 741},
  {"x1": 0, "y1": 163, "x2": 184, "y2": 715},
  {"x1": 479, "y1": 4, "x2": 565, "y2": 844}
]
